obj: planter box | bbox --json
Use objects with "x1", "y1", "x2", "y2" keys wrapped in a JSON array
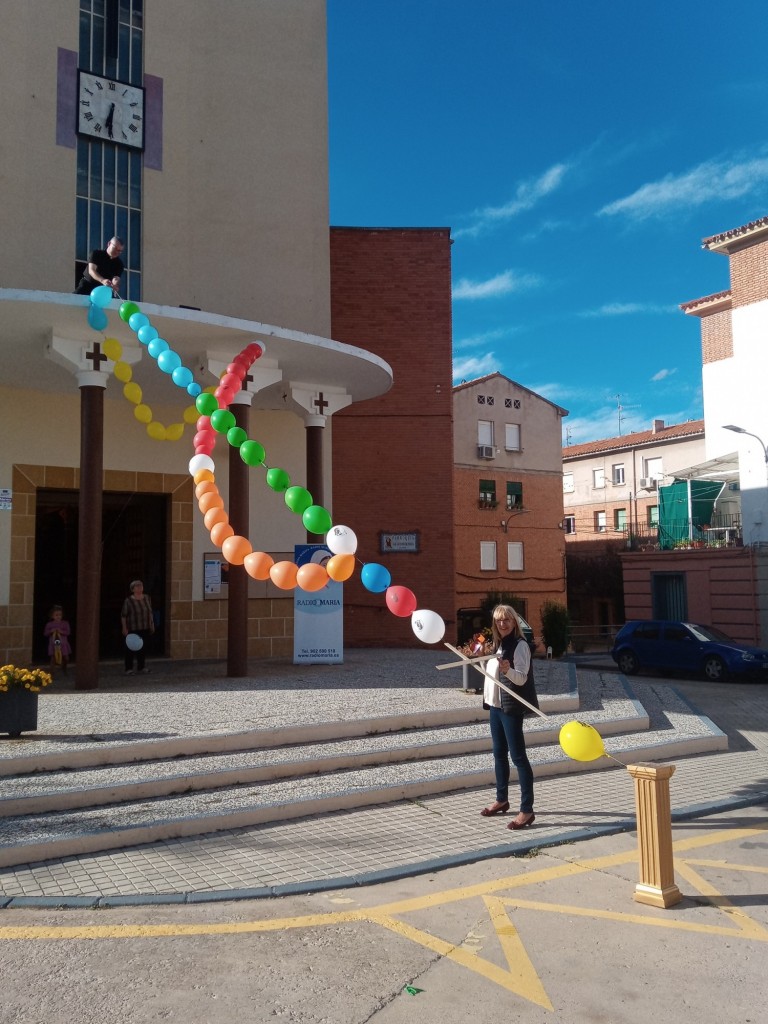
[{"x1": 0, "y1": 689, "x2": 39, "y2": 737}]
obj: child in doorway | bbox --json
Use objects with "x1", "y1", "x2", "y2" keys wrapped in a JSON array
[{"x1": 44, "y1": 605, "x2": 72, "y2": 674}]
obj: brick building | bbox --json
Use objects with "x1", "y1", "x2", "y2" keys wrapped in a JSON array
[
  {"x1": 452, "y1": 372, "x2": 567, "y2": 643},
  {"x1": 618, "y1": 215, "x2": 768, "y2": 644},
  {"x1": 562, "y1": 420, "x2": 706, "y2": 634},
  {"x1": 330, "y1": 228, "x2": 456, "y2": 646}
]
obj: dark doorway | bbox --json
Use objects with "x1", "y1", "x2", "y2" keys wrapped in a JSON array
[
  {"x1": 33, "y1": 489, "x2": 168, "y2": 662},
  {"x1": 651, "y1": 572, "x2": 688, "y2": 621}
]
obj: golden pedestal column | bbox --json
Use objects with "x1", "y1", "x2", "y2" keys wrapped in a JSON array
[{"x1": 627, "y1": 762, "x2": 682, "y2": 908}]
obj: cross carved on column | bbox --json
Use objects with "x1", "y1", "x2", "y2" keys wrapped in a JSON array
[
  {"x1": 314, "y1": 392, "x2": 329, "y2": 415},
  {"x1": 85, "y1": 342, "x2": 108, "y2": 371}
]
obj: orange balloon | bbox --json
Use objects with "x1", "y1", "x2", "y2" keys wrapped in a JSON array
[
  {"x1": 210, "y1": 521, "x2": 235, "y2": 547},
  {"x1": 194, "y1": 469, "x2": 215, "y2": 485},
  {"x1": 296, "y1": 563, "x2": 329, "y2": 592},
  {"x1": 199, "y1": 491, "x2": 224, "y2": 514},
  {"x1": 195, "y1": 480, "x2": 217, "y2": 499},
  {"x1": 327, "y1": 553, "x2": 355, "y2": 582},
  {"x1": 244, "y1": 551, "x2": 274, "y2": 580},
  {"x1": 222, "y1": 534, "x2": 253, "y2": 565},
  {"x1": 270, "y1": 560, "x2": 299, "y2": 590},
  {"x1": 204, "y1": 507, "x2": 228, "y2": 530}
]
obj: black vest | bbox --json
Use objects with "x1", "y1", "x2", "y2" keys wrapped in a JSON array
[{"x1": 498, "y1": 636, "x2": 539, "y2": 717}]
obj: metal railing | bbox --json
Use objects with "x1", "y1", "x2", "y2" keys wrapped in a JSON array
[{"x1": 611, "y1": 513, "x2": 743, "y2": 551}]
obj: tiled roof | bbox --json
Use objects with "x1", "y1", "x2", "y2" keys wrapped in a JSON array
[
  {"x1": 563, "y1": 419, "x2": 705, "y2": 459},
  {"x1": 702, "y1": 216, "x2": 768, "y2": 249},
  {"x1": 679, "y1": 289, "x2": 731, "y2": 313}
]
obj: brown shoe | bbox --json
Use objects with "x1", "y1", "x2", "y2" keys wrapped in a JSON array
[
  {"x1": 480, "y1": 800, "x2": 510, "y2": 817},
  {"x1": 507, "y1": 812, "x2": 536, "y2": 830}
]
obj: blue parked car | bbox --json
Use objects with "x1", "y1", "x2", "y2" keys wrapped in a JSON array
[{"x1": 611, "y1": 620, "x2": 768, "y2": 682}]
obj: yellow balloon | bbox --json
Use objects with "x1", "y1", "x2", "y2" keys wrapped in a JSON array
[
  {"x1": 183, "y1": 404, "x2": 200, "y2": 425},
  {"x1": 103, "y1": 337, "x2": 122, "y2": 361},
  {"x1": 147, "y1": 421, "x2": 167, "y2": 440},
  {"x1": 134, "y1": 403, "x2": 152, "y2": 424},
  {"x1": 558, "y1": 721, "x2": 606, "y2": 762},
  {"x1": 114, "y1": 360, "x2": 133, "y2": 383},
  {"x1": 165, "y1": 422, "x2": 185, "y2": 441},
  {"x1": 123, "y1": 381, "x2": 142, "y2": 404}
]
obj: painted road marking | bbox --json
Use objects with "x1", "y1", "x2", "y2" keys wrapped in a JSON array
[{"x1": 0, "y1": 823, "x2": 766, "y2": 1011}]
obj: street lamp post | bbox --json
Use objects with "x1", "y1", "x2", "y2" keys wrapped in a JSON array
[
  {"x1": 723, "y1": 425, "x2": 768, "y2": 542},
  {"x1": 723, "y1": 424, "x2": 768, "y2": 463}
]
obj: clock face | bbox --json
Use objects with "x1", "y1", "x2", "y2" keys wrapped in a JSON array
[{"x1": 77, "y1": 71, "x2": 145, "y2": 150}]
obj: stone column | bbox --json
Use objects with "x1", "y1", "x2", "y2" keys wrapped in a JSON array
[
  {"x1": 75, "y1": 370, "x2": 106, "y2": 690},
  {"x1": 206, "y1": 352, "x2": 281, "y2": 676},
  {"x1": 289, "y1": 385, "x2": 351, "y2": 542},
  {"x1": 627, "y1": 762, "x2": 682, "y2": 908},
  {"x1": 226, "y1": 393, "x2": 252, "y2": 677},
  {"x1": 47, "y1": 336, "x2": 114, "y2": 690}
]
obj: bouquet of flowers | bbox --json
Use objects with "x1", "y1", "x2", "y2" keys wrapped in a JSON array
[
  {"x1": 456, "y1": 628, "x2": 494, "y2": 658},
  {"x1": 0, "y1": 664, "x2": 54, "y2": 693}
]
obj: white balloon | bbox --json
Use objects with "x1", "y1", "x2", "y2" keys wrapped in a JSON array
[
  {"x1": 325, "y1": 525, "x2": 358, "y2": 556},
  {"x1": 411, "y1": 609, "x2": 446, "y2": 645},
  {"x1": 125, "y1": 633, "x2": 144, "y2": 652},
  {"x1": 188, "y1": 454, "x2": 215, "y2": 476}
]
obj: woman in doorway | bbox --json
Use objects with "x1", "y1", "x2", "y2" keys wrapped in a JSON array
[
  {"x1": 120, "y1": 580, "x2": 155, "y2": 675},
  {"x1": 480, "y1": 604, "x2": 539, "y2": 830}
]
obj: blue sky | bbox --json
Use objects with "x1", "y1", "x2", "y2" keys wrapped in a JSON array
[{"x1": 326, "y1": 0, "x2": 768, "y2": 444}]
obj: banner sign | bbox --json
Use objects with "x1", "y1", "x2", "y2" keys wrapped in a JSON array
[{"x1": 293, "y1": 544, "x2": 344, "y2": 664}]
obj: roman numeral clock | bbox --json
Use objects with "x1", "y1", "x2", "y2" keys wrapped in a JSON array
[{"x1": 77, "y1": 71, "x2": 144, "y2": 149}]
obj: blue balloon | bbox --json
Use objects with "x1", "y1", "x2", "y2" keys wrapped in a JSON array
[
  {"x1": 172, "y1": 366, "x2": 194, "y2": 389},
  {"x1": 147, "y1": 337, "x2": 170, "y2": 359},
  {"x1": 137, "y1": 324, "x2": 159, "y2": 345},
  {"x1": 158, "y1": 349, "x2": 182, "y2": 374},
  {"x1": 128, "y1": 312, "x2": 149, "y2": 332},
  {"x1": 361, "y1": 562, "x2": 391, "y2": 593},
  {"x1": 87, "y1": 305, "x2": 108, "y2": 331},
  {"x1": 187, "y1": 382, "x2": 202, "y2": 397},
  {"x1": 90, "y1": 285, "x2": 114, "y2": 308}
]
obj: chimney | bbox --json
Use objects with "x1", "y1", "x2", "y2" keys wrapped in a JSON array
[{"x1": 652, "y1": 419, "x2": 665, "y2": 434}]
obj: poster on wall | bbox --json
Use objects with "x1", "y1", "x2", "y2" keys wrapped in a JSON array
[
  {"x1": 203, "y1": 554, "x2": 229, "y2": 597},
  {"x1": 293, "y1": 544, "x2": 343, "y2": 664}
]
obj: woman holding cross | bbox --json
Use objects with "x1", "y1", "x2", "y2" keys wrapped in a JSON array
[{"x1": 480, "y1": 604, "x2": 539, "y2": 830}]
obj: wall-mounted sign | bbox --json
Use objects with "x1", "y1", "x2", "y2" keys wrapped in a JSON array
[
  {"x1": 0, "y1": 488, "x2": 11, "y2": 511},
  {"x1": 204, "y1": 554, "x2": 229, "y2": 596},
  {"x1": 379, "y1": 531, "x2": 420, "y2": 553}
]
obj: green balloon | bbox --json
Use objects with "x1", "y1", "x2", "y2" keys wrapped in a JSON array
[
  {"x1": 302, "y1": 505, "x2": 332, "y2": 534},
  {"x1": 226, "y1": 426, "x2": 248, "y2": 448},
  {"x1": 196, "y1": 392, "x2": 219, "y2": 416},
  {"x1": 119, "y1": 301, "x2": 140, "y2": 323},
  {"x1": 266, "y1": 467, "x2": 291, "y2": 492},
  {"x1": 284, "y1": 486, "x2": 313, "y2": 514},
  {"x1": 240, "y1": 440, "x2": 266, "y2": 466},
  {"x1": 211, "y1": 409, "x2": 236, "y2": 433}
]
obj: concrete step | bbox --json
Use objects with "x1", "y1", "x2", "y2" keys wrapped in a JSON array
[
  {"x1": 0, "y1": 677, "x2": 647, "y2": 816},
  {"x1": 0, "y1": 682, "x2": 726, "y2": 869},
  {"x1": 0, "y1": 689, "x2": 580, "y2": 778}
]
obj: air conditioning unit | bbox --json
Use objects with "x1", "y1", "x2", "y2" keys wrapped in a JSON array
[
  {"x1": 639, "y1": 477, "x2": 656, "y2": 490},
  {"x1": 477, "y1": 444, "x2": 495, "y2": 459}
]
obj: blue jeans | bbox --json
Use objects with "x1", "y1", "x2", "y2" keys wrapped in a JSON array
[{"x1": 489, "y1": 706, "x2": 534, "y2": 813}]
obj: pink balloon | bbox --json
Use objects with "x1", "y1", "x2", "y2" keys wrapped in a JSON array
[{"x1": 385, "y1": 585, "x2": 418, "y2": 618}]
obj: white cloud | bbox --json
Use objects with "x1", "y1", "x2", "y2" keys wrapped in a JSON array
[
  {"x1": 579, "y1": 302, "x2": 677, "y2": 318},
  {"x1": 651, "y1": 368, "x2": 677, "y2": 382},
  {"x1": 454, "y1": 163, "x2": 569, "y2": 238},
  {"x1": 452, "y1": 269, "x2": 540, "y2": 301},
  {"x1": 599, "y1": 154, "x2": 768, "y2": 221},
  {"x1": 452, "y1": 353, "x2": 498, "y2": 382},
  {"x1": 454, "y1": 328, "x2": 516, "y2": 350}
]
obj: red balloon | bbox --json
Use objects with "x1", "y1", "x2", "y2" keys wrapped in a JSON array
[{"x1": 385, "y1": 585, "x2": 418, "y2": 618}]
